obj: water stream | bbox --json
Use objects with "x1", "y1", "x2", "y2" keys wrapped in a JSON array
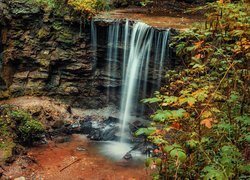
[{"x1": 91, "y1": 19, "x2": 170, "y2": 143}]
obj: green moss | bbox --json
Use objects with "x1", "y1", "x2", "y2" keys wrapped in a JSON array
[
  {"x1": 10, "y1": 109, "x2": 45, "y2": 144},
  {"x1": 0, "y1": 90, "x2": 10, "y2": 100},
  {"x1": 18, "y1": 119, "x2": 44, "y2": 143},
  {"x1": 0, "y1": 116, "x2": 16, "y2": 163},
  {"x1": 0, "y1": 140, "x2": 16, "y2": 163},
  {"x1": 52, "y1": 22, "x2": 63, "y2": 31},
  {"x1": 0, "y1": 106, "x2": 45, "y2": 162},
  {"x1": 57, "y1": 30, "x2": 74, "y2": 44},
  {"x1": 37, "y1": 27, "x2": 50, "y2": 39},
  {"x1": 38, "y1": 59, "x2": 50, "y2": 68}
]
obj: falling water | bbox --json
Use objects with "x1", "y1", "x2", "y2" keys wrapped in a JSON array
[
  {"x1": 91, "y1": 20, "x2": 170, "y2": 142},
  {"x1": 120, "y1": 22, "x2": 155, "y2": 141},
  {"x1": 107, "y1": 22, "x2": 120, "y2": 101}
]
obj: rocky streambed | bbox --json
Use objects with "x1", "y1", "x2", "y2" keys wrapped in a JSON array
[
  {"x1": 0, "y1": 96, "x2": 152, "y2": 179},
  {"x1": 3, "y1": 135, "x2": 149, "y2": 180}
]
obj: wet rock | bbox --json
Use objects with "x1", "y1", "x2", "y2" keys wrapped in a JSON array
[
  {"x1": 28, "y1": 71, "x2": 49, "y2": 80},
  {"x1": 64, "y1": 86, "x2": 79, "y2": 95},
  {"x1": 13, "y1": 71, "x2": 29, "y2": 80},
  {"x1": 52, "y1": 120, "x2": 65, "y2": 129},
  {"x1": 88, "y1": 129, "x2": 102, "y2": 141},
  {"x1": 102, "y1": 126, "x2": 119, "y2": 141},
  {"x1": 80, "y1": 119, "x2": 92, "y2": 134},
  {"x1": 123, "y1": 153, "x2": 132, "y2": 160},
  {"x1": 104, "y1": 116, "x2": 120, "y2": 124},
  {"x1": 12, "y1": 145, "x2": 27, "y2": 156},
  {"x1": 76, "y1": 146, "x2": 86, "y2": 151},
  {"x1": 50, "y1": 48, "x2": 70, "y2": 61}
]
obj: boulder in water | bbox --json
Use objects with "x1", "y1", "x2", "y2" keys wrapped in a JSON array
[{"x1": 123, "y1": 153, "x2": 132, "y2": 160}]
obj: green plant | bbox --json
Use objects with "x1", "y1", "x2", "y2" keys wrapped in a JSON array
[
  {"x1": 18, "y1": 119, "x2": 45, "y2": 144},
  {"x1": 138, "y1": 1, "x2": 250, "y2": 179},
  {"x1": 140, "y1": 0, "x2": 153, "y2": 6},
  {"x1": 0, "y1": 106, "x2": 44, "y2": 162},
  {"x1": 10, "y1": 110, "x2": 45, "y2": 145}
]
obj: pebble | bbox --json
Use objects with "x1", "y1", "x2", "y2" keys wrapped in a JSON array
[{"x1": 14, "y1": 177, "x2": 26, "y2": 180}]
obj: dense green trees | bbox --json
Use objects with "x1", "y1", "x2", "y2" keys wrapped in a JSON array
[{"x1": 137, "y1": 0, "x2": 250, "y2": 179}]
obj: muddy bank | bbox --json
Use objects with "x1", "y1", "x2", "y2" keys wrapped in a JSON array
[
  {"x1": 0, "y1": 96, "x2": 150, "y2": 179},
  {"x1": 3, "y1": 135, "x2": 149, "y2": 180},
  {"x1": 96, "y1": 7, "x2": 204, "y2": 30}
]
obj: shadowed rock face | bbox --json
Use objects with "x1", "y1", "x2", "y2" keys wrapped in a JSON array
[{"x1": 0, "y1": 0, "x2": 179, "y2": 109}]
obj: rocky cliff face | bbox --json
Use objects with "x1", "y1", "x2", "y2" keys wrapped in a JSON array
[
  {"x1": 0, "y1": 0, "x2": 178, "y2": 109},
  {"x1": 0, "y1": 0, "x2": 105, "y2": 108}
]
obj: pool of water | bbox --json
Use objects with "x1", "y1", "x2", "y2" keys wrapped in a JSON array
[{"x1": 93, "y1": 140, "x2": 146, "y2": 164}]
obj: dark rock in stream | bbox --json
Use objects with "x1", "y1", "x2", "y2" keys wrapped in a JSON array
[
  {"x1": 79, "y1": 117, "x2": 93, "y2": 134},
  {"x1": 88, "y1": 129, "x2": 102, "y2": 141},
  {"x1": 46, "y1": 115, "x2": 120, "y2": 142},
  {"x1": 102, "y1": 126, "x2": 119, "y2": 141},
  {"x1": 103, "y1": 116, "x2": 120, "y2": 124},
  {"x1": 123, "y1": 153, "x2": 132, "y2": 160},
  {"x1": 87, "y1": 126, "x2": 118, "y2": 141}
]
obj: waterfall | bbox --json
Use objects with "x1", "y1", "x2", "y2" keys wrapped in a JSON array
[
  {"x1": 107, "y1": 22, "x2": 120, "y2": 101},
  {"x1": 120, "y1": 22, "x2": 155, "y2": 141},
  {"x1": 91, "y1": 20, "x2": 170, "y2": 142}
]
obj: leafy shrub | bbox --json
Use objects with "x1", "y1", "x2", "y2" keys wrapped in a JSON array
[
  {"x1": 138, "y1": 1, "x2": 250, "y2": 179},
  {"x1": 68, "y1": 0, "x2": 111, "y2": 17}
]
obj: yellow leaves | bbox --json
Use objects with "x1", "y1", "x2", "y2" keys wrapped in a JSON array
[
  {"x1": 194, "y1": 41, "x2": 204, "y2": 50},
  {"x1": 235, "y1": 38, "x2": 250, "y2": 53},
  {"x1": 195, "y1": 53, "x2": 202, "y2": 59},
  {"x1": 184, "y1": 112, "x2": 190, "y2": 118},
  {"x1": 68, "y1": 0, "x2": 97, "y2": 15},
  {"x1": 161, "y1": 103, "x2": 168, "y2": 107},
  {"x1": 175, "y1": 80, "x2": 184, "y2": 85},
  {"x1": 200, "y1": 110, "x2": 216, "y2": 128},
  {"x1": 192, "y1": 89, "x2": 208, "y2": 102},
  {"x1": 201, "y1": 111, "x2": 212, "y2": 119},
  {"x1": 201, "y1": 118, "x2": 213, "y2": 129},
  {"x1": 179, "y1": 96, "x2": 196, "y2": 107}
]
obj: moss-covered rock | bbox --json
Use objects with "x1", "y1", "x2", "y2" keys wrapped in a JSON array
[
  {"x1": 57, "y1": 29, "x2": 75, "y2": 45},
  {"x1": 10, "y1": 0, "x2": 40, "y2": 15},
  {"x1": 37, "y1": 27, "x2": 50, "y2": 39},
  {"x1": 0, "y1": 105, "x2": 45, "y2": 163}
]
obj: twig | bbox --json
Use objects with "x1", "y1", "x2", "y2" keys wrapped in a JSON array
[{"x1": 60, "y1": 158, "x2": 82, "y2": 172}]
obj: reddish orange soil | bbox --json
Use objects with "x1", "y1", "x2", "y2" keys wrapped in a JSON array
[{"x1": 27, "y1": 135, "x2": 149, "y2": 180}]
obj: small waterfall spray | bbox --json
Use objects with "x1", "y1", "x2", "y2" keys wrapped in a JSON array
[{"x1": 91, "y1": 20, "x2": 170, "y2": 143}]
